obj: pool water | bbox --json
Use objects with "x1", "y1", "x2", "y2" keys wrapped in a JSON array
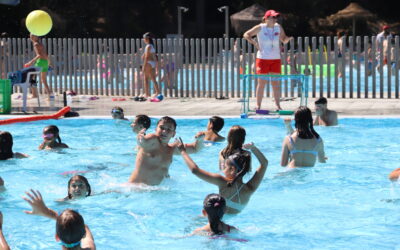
[{"x1": 1, "y1": 117, "x2": 400, "y2": 249}]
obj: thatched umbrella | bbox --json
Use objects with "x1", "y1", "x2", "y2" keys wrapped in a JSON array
[
  {"x1": 327, "y1": 3, "x2": 375, "y2": 36},
  {"x1": 230, "y1": 3, "x2": 266, "y2": 36}
]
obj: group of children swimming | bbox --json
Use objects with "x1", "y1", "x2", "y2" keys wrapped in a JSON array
[{"x1": 1, "y1": 99, "x2": 399, "y2": 249}]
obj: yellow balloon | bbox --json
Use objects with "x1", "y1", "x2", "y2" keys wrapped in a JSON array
[{"x1": 25, "y1": 10, "x2": 52, "y2": 36}]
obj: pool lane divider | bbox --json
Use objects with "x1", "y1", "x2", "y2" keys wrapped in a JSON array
[{"x1": 0, "y1": 106, "x2": 71, "y2": 125}]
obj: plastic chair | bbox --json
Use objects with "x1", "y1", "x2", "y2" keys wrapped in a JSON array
[{"x1": 9, "y1": 66, "x2": 41, "y2": 112}]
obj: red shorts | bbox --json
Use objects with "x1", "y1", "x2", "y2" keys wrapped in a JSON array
[{"x1": 256, "y1": 58, "x2": 281, "y2": 74}]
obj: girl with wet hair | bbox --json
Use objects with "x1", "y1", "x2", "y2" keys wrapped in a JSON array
[
  {"x1": 281, "y1": 106, "x2": 326, "y2": 168},
  {"x1": 193, "y1": 194, "x2": 235, "y2": 235},
  {"x1": 63, "y1": 175, "x2": 91, "y2": 201},
  {"x1": 178, "y1": 138, "x2": 268, "y2": 214},
  {"x1": 0, "y1": 131, "x2": 28, "y2": 160},
  {"x1": 38, "y1": 125, "x2": 69, "y2": 150}
]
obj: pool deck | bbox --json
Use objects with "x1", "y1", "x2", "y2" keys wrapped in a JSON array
[{"x1": 4, "y1": 93, "x2": 400, "y2": 118}]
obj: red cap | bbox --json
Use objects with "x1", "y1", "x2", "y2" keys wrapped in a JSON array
[
  {"x1": 383, "y1": 25, "x2": 390, "y2": 30},
  {"x1": 264, "y1": 10, "x2": 280, "y2": 19}
]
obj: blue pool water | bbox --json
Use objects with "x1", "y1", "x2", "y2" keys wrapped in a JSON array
[{"x1": 1, "y1": 117, "x2": 400, "y2": 249}]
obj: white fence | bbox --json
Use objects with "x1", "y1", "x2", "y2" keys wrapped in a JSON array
[{"x1": 0, "y1": 36, "x2": 399, "y2": 98}]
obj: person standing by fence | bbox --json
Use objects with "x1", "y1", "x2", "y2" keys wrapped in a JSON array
[
  {"x1": 141, "y1": 32, "x2": 160, "y2": 99},
  {"x1": 25, "y1": 34, "x2": 53, "y2": 99},
  {"x1": 243, "y1": 9, "x2": 292, "y2": 111}
]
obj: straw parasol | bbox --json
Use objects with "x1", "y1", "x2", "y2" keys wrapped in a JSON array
[
  {"x1": 327, "y1": 3, "x2": 375, "y2": 36},
  {"x1": 230, "y1": 3, "x2": 267, "y2": 36}
]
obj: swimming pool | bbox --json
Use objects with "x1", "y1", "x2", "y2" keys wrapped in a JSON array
[{"x1": 1, "y1": 117, "x2": 400, "y2": 249}]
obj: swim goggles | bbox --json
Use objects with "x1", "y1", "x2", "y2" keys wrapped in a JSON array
[
  {"x1": 111, "y1": 109, "x2": 122, "y2": 114},
  {"x1": 42, "y1": 133, "x2": 54, "y2": 139},
  {"x1": 60, "y1": 241, "x2": 81, "y2": 248}
]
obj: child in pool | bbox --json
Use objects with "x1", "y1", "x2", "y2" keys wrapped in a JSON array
[
  {"x1": 130, "y1": 114, "x2": 151, "y2": 134},
  {"x1": 58, "y1": 175, "x2": 91, "y2": 201},
  {"x1": 0, "y1": 211, "x2": 10, "y2": 250},
  {"x1": 0, "y1": 131, "x2": 29, "y2": 160},
  {"x1": 219, "y1": 125, "x2": 246, "y2": 170},
  {"x1": 23, "y1": 190, "x2": 96, "y2": 250},
  {"x1": 197, "y1": 116, "x2": 225, "y2": 143},
  {"x1": 38, "y1": 125, "x2": 68, "y2": 150},
  {"x1": 193, "y1": 194, "x2": 236, "y2": 235},
  {"x1": 178, "y1": 138, "x2": 268, "y2": 214},
  {"x1": 111, "y1": 106, "x2": 129, "y2": 121}
]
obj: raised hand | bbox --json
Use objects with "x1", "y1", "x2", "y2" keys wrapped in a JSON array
[
  {"x1": 243, "y1": 142, "x2": 255, "y2": 150},
  {"x1": 22, "y1": 189, "x2": 50, "y2": 217}
]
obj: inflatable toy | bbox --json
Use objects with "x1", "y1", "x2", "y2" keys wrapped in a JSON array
[
  {"x1": 26, "y1": 10, "x2": 52, "y2": 36},
  {"x1": 0, "y1": 106, "x2": 70, "y2": 125}
]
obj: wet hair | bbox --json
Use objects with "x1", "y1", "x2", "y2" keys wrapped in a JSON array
[
  {"x1": 209, "y1": 116, "x2": 224, "y2": 133},
  {"x1": 221, "y1": 125, "x2": 246, "y2": 159},
  {"x1": 135, "y1": 115, "x2": 151, "y2": 129},
  {"x1": 203, "y1": 194, "x2": 226, "y2": 235},
  {"x1": 43, "y1": 125, "x2": 63, "y2": 144},
  {"x1": 0, "y1": 131, "x2": 13, "y2": 160},
  {"x1": 315, "y1": 97, "x2": 327, "y2": 105},
  {"x1": 143, "y1": 32, "x2": 155, "y2": 46},
  {"x1": 294, "y1": 106, "x2": 320, "y2": 140},
  {"x1": 56, "y1": 209, "x2": 85, "y2": 247},
  {"x1": 226, "y1": 150, "x2": 251, "y2": 187},
  {"x1": 67, "y1": 175, "x2": 91, "y2": 199},
  {"x1": 157, "y1": 116, "x2": 177, "y2": 130}
]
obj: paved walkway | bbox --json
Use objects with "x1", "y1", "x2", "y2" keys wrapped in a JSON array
[{"x1": 4, "y1": 93, "x2": 400, "y2": 117}]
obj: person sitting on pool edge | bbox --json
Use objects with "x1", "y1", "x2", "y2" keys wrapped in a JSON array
[
  {"x1": 129, "y1": 116, "x2": 204, "y2": 186},
  {"x1": 0, "y1": 131, "x2": 29, "y2": 160},
  {"x1": 178, "y1": 137, "x2": 268, "y2": 214},
  {"x1": 38, "y1": 125, "x2": 69, "y2": 150},
  {"x1": 314, "y1": 97, "x2": 338, "y2": 126},
  {"x1": 196, "y1": 116, "x2": 225, "y2": 143},
  {"x1": 111, "y1": 106, "x2": 129, "y2": 121},
  {"x1": 130, "y1": 114, "x2": 151, "y2": 134},
  {"x1": 22, "y1": 190, "x2": 96, "y2": 250}
]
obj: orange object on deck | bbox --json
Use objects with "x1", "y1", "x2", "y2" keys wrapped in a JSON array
[{"x1": 0, "y1": 106, "x2": 71, "y2": 125}]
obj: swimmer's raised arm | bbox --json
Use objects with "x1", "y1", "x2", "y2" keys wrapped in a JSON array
[
  {"x1": 137, "y1": 128, "x2": 157, "y2": 148},
  {"x1": 243, "y1": 143, "x2": 268, "y2": 192},
  {"x1": 174, "y1": 132, "x2": 205, "y2": 154},
  {"x1": 22, "y1": 189, "x2": 58, "y2": 220},
  {"x1": 177, "y1": 138, "x2": 225, "y2": 186},
  {"x1": 284, "y1": 118, "x2": 294, "y2": 135},
  {"x1": 0, "y1": 211, "x2": 10, "y2": 250}
]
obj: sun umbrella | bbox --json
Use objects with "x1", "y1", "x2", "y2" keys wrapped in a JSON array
[
  {"x1": 327, "y1": 3, "x2": 375, "y2": 36},
  {"x1": 230, "y1": 3, "x2": 267, "y2": 36}
]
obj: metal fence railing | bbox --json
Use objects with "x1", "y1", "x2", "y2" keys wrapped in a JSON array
[{"x1": 0, "y1": 36, "x2": 399, "y2": 99}]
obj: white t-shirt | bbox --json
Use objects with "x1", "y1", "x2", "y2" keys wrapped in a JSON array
[{"x1": 256, "y1": 23, "x2": 281, "y2": 60}]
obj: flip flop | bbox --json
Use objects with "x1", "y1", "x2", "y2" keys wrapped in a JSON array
[
  {"x1": 150, "y1": 98, "x2": 161, "y2": 102},
  {"x1": 139, "y1": 97, "x2": 147, "y2": 102},
  {"x1": 133, "y1": 96, "x2": 140, "y2": 101}
]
